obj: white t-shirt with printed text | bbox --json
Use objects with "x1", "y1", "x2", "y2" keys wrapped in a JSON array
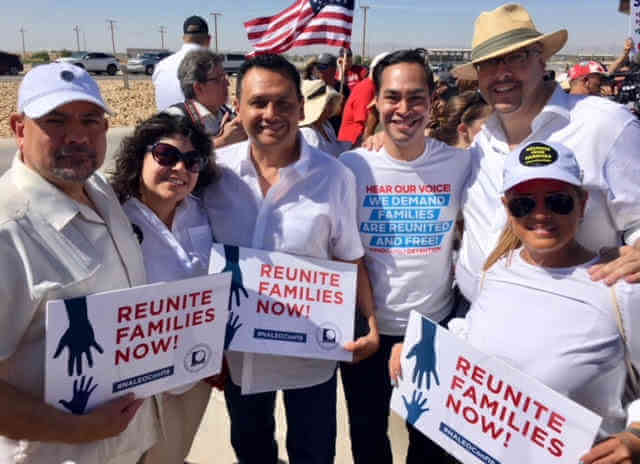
[{"x1": 341, "y1": 138, "x2": 471, "y2": 335}]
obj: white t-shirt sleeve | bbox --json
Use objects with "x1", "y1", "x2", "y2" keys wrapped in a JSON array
[
  {"x1": 602, "y1": 118, "x2": 640, "y2": 246},
  {"x1": 330, "y1": 167, "x2": 365, "y2": 261}
]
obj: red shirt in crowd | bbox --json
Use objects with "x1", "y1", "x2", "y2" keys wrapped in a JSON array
[
  {"x1": 337, "y1": 65, "x2": 369, "y2": 90},
  {"x1": 338, "y1": 77, "x2": 375, "y2": 145}
]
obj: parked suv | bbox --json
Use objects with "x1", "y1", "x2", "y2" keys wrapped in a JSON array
[
  {"x1": 0, "y1": 51, "x2": 23, "y2": 75},
  {"x1": 127, "y1": 52, "x2": 171, "y2": 75},
  {"x1": 56, "y1": 52, "x2": 120, "y2": 75},
  {"x1": 221, "y1": 53, "x2": 246, "y2": 74}
]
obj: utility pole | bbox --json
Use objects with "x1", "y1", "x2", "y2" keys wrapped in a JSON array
[
  {"x1": 210, "y1": 12, "x2": 222, "y2": 53},
  {"x1": 19, "y1": 27, "x2": 26, "y2": 57},
  {"x1": 83, "y1": 30, "x2": 87, "y2": 51},
  {"x1": 159, "y1": 26, "x2": 167, "y2": 49},
  {"x1": 360, "y1": 5, "x2": 370, "y2": 60},
  {"x1": 106, "y1": 19, "x2": 117, "y2": 54},
  {"x1": 73, "y1": 25, "x2": 81, "y2": 52}
]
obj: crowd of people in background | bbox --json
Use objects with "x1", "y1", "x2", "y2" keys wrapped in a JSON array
[{"x1": 2, "y1": 3, "x2": 640, "y2": 464}]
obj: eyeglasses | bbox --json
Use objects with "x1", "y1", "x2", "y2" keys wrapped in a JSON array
[
  {"x1": 507, "y1": 192, "x2": 575, "y2": 218},
  {"x1": 149, "y1": 143, "x2": 208, "y2": 173},
  {"x1": 475, "y1": 48, "x2": 539, "y2": 73},
  {"x1": 203, "y1": 73, "x2": 226, "y2": 84}
]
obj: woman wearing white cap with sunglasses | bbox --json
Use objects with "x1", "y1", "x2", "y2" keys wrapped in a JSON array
[
  {"x1": 456, "y1": 141, "x2": 640, "y2": 463},
  {"x1": 111, "y1": 113, "x2": 219, "y2": 464},
  {"x1": 391, "y1": 140, "x2": 640, "y2": 463}
]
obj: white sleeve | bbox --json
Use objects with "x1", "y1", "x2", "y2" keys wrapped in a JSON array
[
  {"x1": 330, "y1": 167, "x2": 365, "y2": 261},
  {"x1": 602, "y1": 119, "x2": 640, "y2": 245}
]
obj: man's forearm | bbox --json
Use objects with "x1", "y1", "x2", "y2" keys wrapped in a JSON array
[
  {"x1": 354, "y1": 258, "x2": 378, "y2": 332},
  {"x1": 0, "y1": 379, "x2": 76, "y2": 443}
]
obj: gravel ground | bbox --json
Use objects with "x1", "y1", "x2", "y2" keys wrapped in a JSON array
[{"x1": 0, "y1": 78, "x2": 237, "y2": 138}]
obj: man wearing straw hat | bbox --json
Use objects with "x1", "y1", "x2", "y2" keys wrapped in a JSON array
[{"x1": 452, "y1": 3, "x2": 640, "y2": 306}]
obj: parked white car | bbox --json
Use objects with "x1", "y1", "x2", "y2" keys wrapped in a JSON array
[
  {"x1": 221, "y1": 53, "x2": 246, "y2": 74},
  {"x1": 56, "y1": 52, "x2": 120, "y2": 75}
]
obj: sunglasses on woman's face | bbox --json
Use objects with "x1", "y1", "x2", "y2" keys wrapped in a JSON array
[
  {"x1": 149, "y1": 143, "x2": 207, "y2": 173},
  {"x1": 507, "y1": 192, "x2": 575, "y2": 218}
]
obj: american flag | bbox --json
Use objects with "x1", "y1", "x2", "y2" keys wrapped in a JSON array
[{"x1": 245, "y1": 0, "x2": 355, "y2": 56}]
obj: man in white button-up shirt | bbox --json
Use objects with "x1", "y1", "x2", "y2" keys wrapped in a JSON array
[
  {"x1": 1, "y1": 64, "x2": 161, "y2": 463},
  {"x1": 204, "y1": 54, "x2": 379, "y2": 464},
  {"x1": 153, "y1": 15, "x2": 211, "y2": 111},
  {"x1": 452, "y1": 4, "x2": 640, "y2": 303}
]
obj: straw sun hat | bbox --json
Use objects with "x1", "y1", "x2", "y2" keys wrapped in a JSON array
[
  {"x1": 299, "y1": 80, "x2": 342, "y2": 126},
  {"x1": 452, "y1": 3, "x2": 567, "y2": 80}
]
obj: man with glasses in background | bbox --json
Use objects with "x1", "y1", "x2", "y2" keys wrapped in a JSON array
[
  {"x1": 165, "y1": 49, "x2": 246, "y2": 149},
  {"x1": 452, "y1": 3, "x2": 640, "y2": 308}
]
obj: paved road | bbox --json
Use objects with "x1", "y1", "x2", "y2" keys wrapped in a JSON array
[{"x1": 0, "y1": 73, "x2": 151, "y2": 83}]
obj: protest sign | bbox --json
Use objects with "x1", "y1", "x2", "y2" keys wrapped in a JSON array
[
  {"x1": 209, "y1": 244, "x2": 356, "y2": 362},
  {"x1": 631, "y1": 0, "x2": 640, "y2": 61},
  {"x1": 390, "y1": 311, "x2": 602, "y2": 464},
  {"x1": 45, "y1": 273, "x2": 230, "y2": 414}
]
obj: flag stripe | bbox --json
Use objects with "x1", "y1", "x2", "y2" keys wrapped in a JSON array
[{"x1": 245, "y1": 0, "x2": 354, "y2": 56}]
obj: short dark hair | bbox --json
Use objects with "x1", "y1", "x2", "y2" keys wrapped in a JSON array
[
  {"x1": 373, "y1": 48, "x2": 434, "y2": 95},
  {"x1": 178, "y1": 50, "x2": 223, "y2": 99},
  {"x1": 110, "y1": 113, "x2": 219, "y2": 202},
  {"x1": 236, "y1": 54, "x2": 302, "y2": 101}
]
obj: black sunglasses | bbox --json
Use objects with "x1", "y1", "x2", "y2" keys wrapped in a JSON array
[
  {"x1": 507, "y1": 192, "x2": 575, "y2": 218},
  {"x1": 149, "y1": 143, "x2": 208, "y2": 173}
]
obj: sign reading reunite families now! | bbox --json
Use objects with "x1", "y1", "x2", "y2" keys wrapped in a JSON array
[
  {"x1": 391, "y1": 311, "x2": 602, "y2": 464},
  {"x1": 45, "y1": 273, "x2": 231, "y2": 414},
  {"x1": 208, "y1": 244, "x2": 357, "y2": 362}
]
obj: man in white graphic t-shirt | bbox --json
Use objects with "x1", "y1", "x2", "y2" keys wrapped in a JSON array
[{"x1": 340, "y1": 49, "x2": 470, "y2": 464}]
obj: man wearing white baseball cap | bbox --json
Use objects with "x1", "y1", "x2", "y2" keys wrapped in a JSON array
[
  {"x1": 1, "y1": 62, "x2": 161, "y2": 463},
  {"x1": 452, "y1": 4, "x2": 640, "y2": 305}
]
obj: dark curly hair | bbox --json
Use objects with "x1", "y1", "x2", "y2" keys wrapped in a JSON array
[{"x1": 110, "y1": 113, "x2": 219, "y2": 202}]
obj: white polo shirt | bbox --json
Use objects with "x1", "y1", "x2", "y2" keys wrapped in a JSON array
[
  {"x1": 203, "y1": 136, "x2": 364, "y2": 394},
  {"x1": 340, "y1": 139, "x2": 471, "y2": 335},
  {"x1": 457, "y1": 86, "x2": 640, "y2": 301},
  {"x1": 0, "y1": 156, "x2": 160, "y2": 464},
  {"x1": 152, "y1": 43, "x2": 205, "y2": 111}
]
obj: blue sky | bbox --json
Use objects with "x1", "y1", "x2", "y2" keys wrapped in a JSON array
[{"x1": 1, "y1": 1, "x2": 631, "y2": 56}]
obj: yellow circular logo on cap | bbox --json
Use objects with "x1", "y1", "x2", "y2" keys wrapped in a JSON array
[{"x1": 519, "y1": 143, "x2": 558, "y2": 167}]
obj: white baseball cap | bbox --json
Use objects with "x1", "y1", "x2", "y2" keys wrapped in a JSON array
[
  {"x1": 502, "y1": 141, "x2": 583, "y2": 192},
  {"x1": 18, "y1": 62, "x2": 113, "y2": 118}
]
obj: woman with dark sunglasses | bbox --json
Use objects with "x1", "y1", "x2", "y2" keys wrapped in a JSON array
[
  {"x1": 110, "y1": 113, "x2": 220, "y2": 464},
  {"x1": 447, "y1": 141, "x2": 640, "y2": 464}
]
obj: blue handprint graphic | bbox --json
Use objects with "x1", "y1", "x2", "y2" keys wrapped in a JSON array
[
  {"x1": 222, "y1": 245, "x2": 248, "y2": 310},
  {"x1": 224, "y1": 311, "x2": 243, "y2": 349},
  {"x1": 59, "y1": 375, "x2": 98, "y2": 415},
  {"x1": 53, "y1": 297, "x2": 104, "y2": 376},
  {"x1": 406, "y1": 317, "x2": 440, "y2": 390},
  {"x1": 403, "y1": 390, "x2": 430, "y2": 425}
]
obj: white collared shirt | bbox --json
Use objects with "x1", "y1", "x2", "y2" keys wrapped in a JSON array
[
  {"x1": 123, "y1": 195, "x2": 213, "y2": 283},
  {"x1": 153, "y1": 43, "x2": 205, "y2": 111},
  {"x1": 203, "y1": 136, "x2": 364, "y2": 394},
  {"x1": 457, "y1": 86, "x2": 640, "y2": 301},
  {"x1": 164, "y1": 100, "x2": 227, "y2": 137},
  {"x1": 0, "y1": 155, "x2": 160, "y2": 464}
]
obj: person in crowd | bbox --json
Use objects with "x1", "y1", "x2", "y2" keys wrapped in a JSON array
[
  {"x1": 203, "y1": 54, "x2": 380, "y2": 464},
  {"x1": 153, "y1": 16, "x2": 211, "y2": 111},
  {"x1": 609, "y1": 37, "x2": 635, "y2": 75},
  {"x1": 313, "y1": 53, "x2": 349, "y2": 133},
  {"x1": 340, "y1": 49, "x2": 469, "y2": 464},
  {"x1": 568, "y1": 61, "x2": 607, "y2": 96},
  {"x1": 299, "y1": 79, "x2": 350, "y2": 157},
  {"x1": 165, "y1": 49, "x2": 246, "y2": 149},
  {"x1": 451, "y1": 3, "x2": 640, "y2": 304},
  {"x1": 110, "y1": 113, "x2": 218, "y2": 464},
  {"x1": 338, "y1": 52, "x2": 388, "y2": 148},
  {"x1": 431, "y1": 90, "x2": 492, "y2": 148},
  {"x1": 2, "y1": 62, "x2": 161, "y2": 463},
  {"x1": 301, "y1": 56, "x2": 318, "y2": 80},
  {"x1": 392, "y1": 141, "x2": 640, "y2": 464},
  {"x1": 336, "y1": 47, "x2": 369, "y2": 90}
]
